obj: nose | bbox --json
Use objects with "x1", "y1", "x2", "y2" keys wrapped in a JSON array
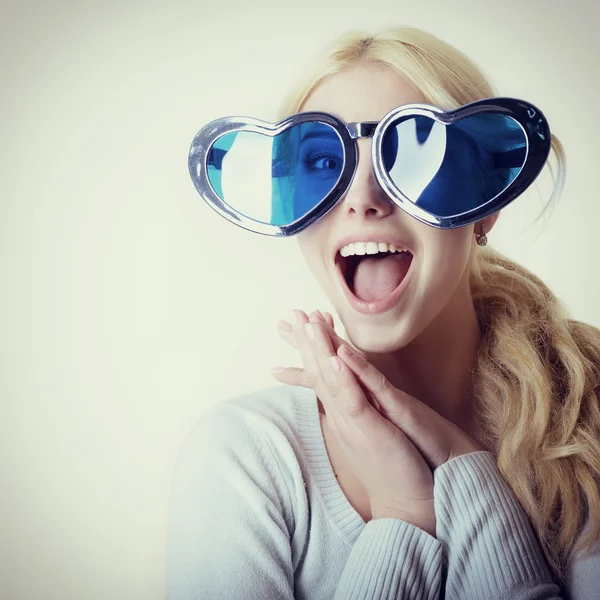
[{"x1": 339, "y1": 138, "x2": 394, "y2": 220}]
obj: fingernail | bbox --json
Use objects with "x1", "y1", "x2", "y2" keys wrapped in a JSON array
[
  {"x1": 271, "y1": 366, "x2": 285, "y2": 374},
  {"x1": 315, "y1": 310, "x2": 326, "y2": 321},
  {"x1": 340, "y1": 345, "x2": 353, "y2": 356},
  {"x1": 330, "y1": 356, "x2": 341, "y2": 371},
  {"x1": 305, "y1": 323, "x2": 316, "y2": 339}
]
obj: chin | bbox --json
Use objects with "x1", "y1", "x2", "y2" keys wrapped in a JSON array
[{"x1": 340, "y1": 314, "x2": 416, "y2": 355}]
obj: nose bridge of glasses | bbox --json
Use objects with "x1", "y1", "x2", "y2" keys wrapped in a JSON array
[
  {"x1": 342, "y1": 123, "x2": 388, "y2": 206},
  {"x1": 347, "y1": 121, "x2": 378, "y2": 140},
  {"x1": 347, "y1": 121, "x2": 378, "y2": 183},
  {"x1": 347, "y1": 121, "x2": 379, "y2": 179}
]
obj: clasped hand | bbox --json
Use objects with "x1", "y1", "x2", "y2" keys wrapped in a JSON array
[{"x1": 271, "y1": 309, "x2": 485, "y2": 538}]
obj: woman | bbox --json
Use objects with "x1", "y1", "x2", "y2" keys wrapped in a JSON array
[{"x1": 167, "y1": 27, "x2": 600, "y2": 599}]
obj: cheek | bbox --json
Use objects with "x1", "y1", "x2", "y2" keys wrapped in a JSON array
[
  {"x1": 296, "y1": 230, "x2": 326, "y2": 278},
  {"x1": 296, "y1": 215, "x2": 334, "y2": 266},
  {"x1": 296, "y1": 227, "x2": 340, "y2": 298},
  {"x1": 419, "y1": 233, "x2": 473, "y2": 291},
  {"x1": 296, "y1": 232, "x2": 316, "y2": 265},
  {"x1": 439, "y1": 241, "x2": 472, "y2": 272}
]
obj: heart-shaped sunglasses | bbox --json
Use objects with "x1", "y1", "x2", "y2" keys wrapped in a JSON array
[{"x1": 188, "y1": 97, "x2": 551, "y2": 236}]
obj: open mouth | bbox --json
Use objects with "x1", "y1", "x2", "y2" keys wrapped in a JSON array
[{"x1": 335, "y1": 249, "x2": 414, "y2": 303}]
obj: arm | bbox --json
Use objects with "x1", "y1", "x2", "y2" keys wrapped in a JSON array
[
  {"x1": 434, "y1": 451, "x2": 563, "y2": 600},
  {"x1": 166, "y1": 402, "x2": 443, "y2": 599},
  {"x1": 332, "y1": 518, "x2": 442, "y2": 600},
  {"x1": 561, "y1": 517, "x2": 600, "y2": 600}
]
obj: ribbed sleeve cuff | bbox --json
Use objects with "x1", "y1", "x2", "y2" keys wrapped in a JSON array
[
  {"x1": 333, "y1": 518, "x2": 442, "y2": 600},
  {"x1": 434, "y1": 451, "x2": 554, "y2": 598}
]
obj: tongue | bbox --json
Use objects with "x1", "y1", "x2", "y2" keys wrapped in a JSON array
[{"x1": 353, "y1": 254, "x2": 412, "y2": 302}]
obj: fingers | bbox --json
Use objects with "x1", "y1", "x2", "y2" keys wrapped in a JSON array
[
  {"x1": 272, "y1": 310, "x2": 328, "y2": 390},
  {"x1": 337, "y1": 345, "x2": 418, "y2": 421},
  {"x1": 272, "y1": 311, "x2": 413, "y2": 478},
  {"x1": 276, "y1": 319, "x2": 299, "y2": 349},
  {"x1": 325, "y1": 312, "x2": 334, "y2": 328},
  {"x1": 277, "y1": 309, "x2": 345, "y2": 353},
  {"x1": 273, "y1": 309, "x2": 369, "y2": 403},
  {"x1": 309, "y1": 321, "x2": 346, "y2": 399},
  {"x1": 271, "y1": 310, "x2": 375, "y2": 423},
  {"x1": 310, "y1": 312, "x2": 346, "y2": 353},
  {"x1": 336, "y1": 347, "x2": 444, "y2": 468},
  {"x1": 293, "y1": 311, "x2": 324, "y2": 389},
  {"x1": 270, "y1": 365, "x2": 313, "y2": 388},
  {"x1": 306, "y1": 322, "x2": 386, "y2": 452}
]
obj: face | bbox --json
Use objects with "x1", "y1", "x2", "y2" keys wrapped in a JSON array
[{"x1": 297, "y1": 62, "x2": 498, "y2": 353}]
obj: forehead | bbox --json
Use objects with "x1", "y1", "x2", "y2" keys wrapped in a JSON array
[{"x1": 301, "y1": 62, "x2": 428, "y2": 123}]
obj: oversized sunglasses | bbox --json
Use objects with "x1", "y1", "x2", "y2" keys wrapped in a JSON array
[{"x1": 188, "y1": 97, "x2": 551, "y2": 236}]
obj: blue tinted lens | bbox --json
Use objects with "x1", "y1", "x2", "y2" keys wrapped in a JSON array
[
  {"x1": 381, "y1": 114, "x2": 527, "y2": 216},
  {"x1": 206, "y1": 122, "x2": 344, "y2": 226}
]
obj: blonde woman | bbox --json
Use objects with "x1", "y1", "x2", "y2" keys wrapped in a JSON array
[{"x1": 167, "y1": 27, "x2": 600, "y2": 599}]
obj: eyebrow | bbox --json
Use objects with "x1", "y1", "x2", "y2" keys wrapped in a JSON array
[{"x1": 299, "y1": 130, "x2": 341, "y2": 143}]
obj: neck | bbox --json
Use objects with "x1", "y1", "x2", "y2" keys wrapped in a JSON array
[{"x1": 363, "y1": 280, "x2": 483, "y2": 436}]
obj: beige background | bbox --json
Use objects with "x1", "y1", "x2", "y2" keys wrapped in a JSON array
[{"x1": 1, "y1": 0, "x2": 599, "y2": 598}]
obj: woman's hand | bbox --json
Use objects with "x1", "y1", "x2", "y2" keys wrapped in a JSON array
[
  {"x1": 271, "y1": 309, "x2": 436, "y2": 536},
  {"x1": 275, "y1": 310, "x2": 486, "y2": 468},
  {"x1": 272, "y1": 310, "x2": 487, "y2": 534}
]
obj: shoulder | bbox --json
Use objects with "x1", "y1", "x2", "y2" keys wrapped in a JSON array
[
  {"x1": 214, "y1": 383, "x2": 312, "y2": 430},
  {"x1": 175, "y1": 383, "x2": 317, "y2": 475},
  {"x1": 166, "y1": 386, "x2": 318, "y2": 595}
]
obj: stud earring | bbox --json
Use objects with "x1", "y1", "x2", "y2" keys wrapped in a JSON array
[{"x1": 476, "y1": 223, "x2": 488, "y2": 246}]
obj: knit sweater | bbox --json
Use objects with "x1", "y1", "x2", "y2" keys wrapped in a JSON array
[{"x1": 165, "y1": 384, "x2": 599, "y2": 599}]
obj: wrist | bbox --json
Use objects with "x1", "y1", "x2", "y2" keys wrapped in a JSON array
[{"x1": 371, "y1": 508, "x2": 437, "y2": 538}]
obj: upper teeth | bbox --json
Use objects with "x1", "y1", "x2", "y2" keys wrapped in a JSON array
[{"x1": 339, "y1": 241, "x2": 411, "y2": 257}]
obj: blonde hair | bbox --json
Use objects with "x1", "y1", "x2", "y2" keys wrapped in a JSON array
[{"x1": 277, "y1": 26, "x2": 600, "y2": 579}]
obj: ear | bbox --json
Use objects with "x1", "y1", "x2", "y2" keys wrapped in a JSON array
[{"x1": 478, "y1": 211, "x2": 500, "y2": 236}]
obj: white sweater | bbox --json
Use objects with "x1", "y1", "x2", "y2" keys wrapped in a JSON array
[{"x1": 166, "y1": 384, "x2": 599, "y2": 599}]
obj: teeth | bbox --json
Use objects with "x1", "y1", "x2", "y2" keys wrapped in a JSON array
[
  {"x1": 339, "y1": 241, "x2": 411, "y2": 257},
  {"x1": 366, "y1": 241, "x2": 379, "y2": 254}
]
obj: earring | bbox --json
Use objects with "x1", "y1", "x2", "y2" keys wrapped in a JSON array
[{"x1": 476, "y1": 223, "x2": 488, "y2": 246}]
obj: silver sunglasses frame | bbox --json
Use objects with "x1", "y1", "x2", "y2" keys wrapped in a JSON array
[{"x1": 188, "y1": 96, "x2": 551, "y2": 236}]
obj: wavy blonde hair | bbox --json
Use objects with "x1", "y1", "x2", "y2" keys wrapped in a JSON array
[{"x1": 276, "y1": 26, "x2": 600, "y2": 579}]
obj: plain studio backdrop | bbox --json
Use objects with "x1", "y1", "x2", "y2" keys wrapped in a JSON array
[{"x1": 1, "y1": 0, "x2": 599, "y2": 598}]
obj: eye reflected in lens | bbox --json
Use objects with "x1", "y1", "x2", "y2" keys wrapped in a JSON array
[
  {"x1": 381, "y1": 114, "x2": 527, "y2": 216},
  {"x1": 205, "y1": 122, "x2": 344, "y2": 226}
]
